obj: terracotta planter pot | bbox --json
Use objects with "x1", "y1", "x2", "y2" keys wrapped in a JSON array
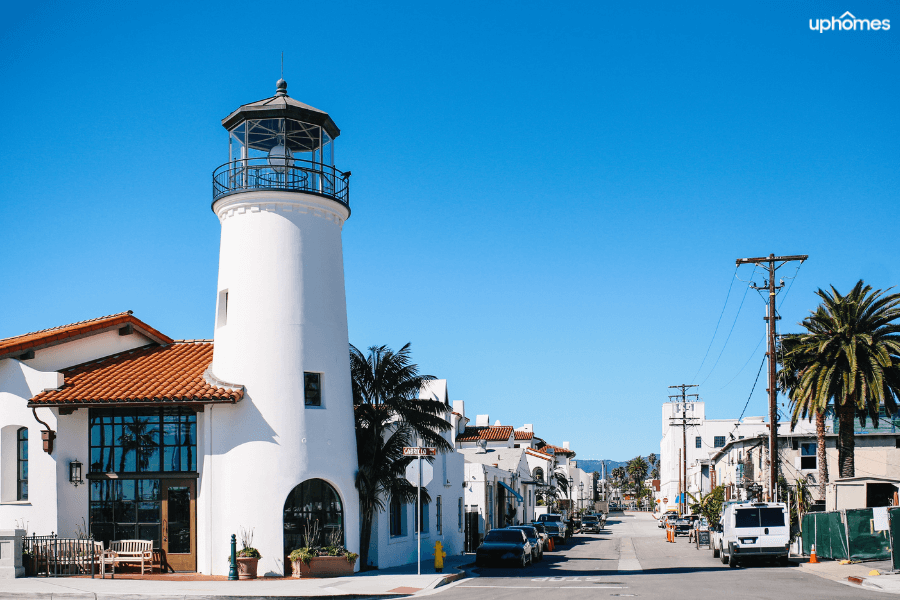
[
  {"x1": 236, "y1": 556, "x2": 259, "y2": 580},
  {"x1": 296, "y1": 555, "x2": 355, "y2": 578}
]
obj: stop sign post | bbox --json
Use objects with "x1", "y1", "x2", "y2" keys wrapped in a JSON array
[{"x1": 404, "y1": 447, "x2": 436, "y2": 575}]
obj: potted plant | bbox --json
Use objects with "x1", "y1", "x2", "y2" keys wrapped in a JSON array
[
  {"x1": 288, "y1": 522, "x2": 357, "y2": 578},
  {"x1": 232, "y1": 528, "x2": 261, "y2": 580}
]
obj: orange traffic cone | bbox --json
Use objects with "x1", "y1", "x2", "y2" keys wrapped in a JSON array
[
  {"x1": 809, "y1": 544, "x2": 818, "y2": 564},
  {"x1": 548, "y1": 537, "x2": 555, "y2": 551}
]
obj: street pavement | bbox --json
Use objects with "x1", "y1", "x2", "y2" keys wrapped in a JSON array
[{"x1": 441, "y1": 511, "x2": 888, "y2": 600}]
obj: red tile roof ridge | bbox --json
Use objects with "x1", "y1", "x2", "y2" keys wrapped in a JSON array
[
  {"x1": 0, "y1": 311, "x2": 173, "y2": 358},
  {"x1": 0, "y1": 311, "x2": 134, "y2": 343}
]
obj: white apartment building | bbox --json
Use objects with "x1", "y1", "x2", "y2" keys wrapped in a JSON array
[{"x1": 659, "y1": 400, "x2": 815, "y2": 511}]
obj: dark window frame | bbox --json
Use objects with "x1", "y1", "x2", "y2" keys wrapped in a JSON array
[
  {"x1": 88, "y1": 408, "x2": 197, "y2": 474},
  {"x1": 17, "y1": 427, "x2": 27, "y2": 501},
  {"x1": 436, "y1": 496, "x2": 442, "y2": 535},
  {"x1": 390, "y1": 496, "x2": 404, "y2": 537},
  {"x1": 695, "y1": 436, "x2": 702, "y2": 448},
  {"x1": 713, "y1": 436, "x2": 726, "y2": 448},
  {"x1": 304, "y1": 372, "x2": 322, "y2": 407}
]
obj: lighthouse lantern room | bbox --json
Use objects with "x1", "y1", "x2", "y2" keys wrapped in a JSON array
[{"x1": 213, "y1": 78, "x2": 349, "y2": 206}]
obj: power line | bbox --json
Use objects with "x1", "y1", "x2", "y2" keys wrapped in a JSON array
[
  {"x1": 691, "y1": 266, "x2": 739, "y2": 383},
  {"x1": 698, "y1": 265, "x2": 758, "y2": 386},
  {"x1": 719, "y1": 335, "x2": 765, "y2": 390}
]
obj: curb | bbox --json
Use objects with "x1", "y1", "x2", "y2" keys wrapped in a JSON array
[{"x1": 0, "y1": 594, "x2": 410, "y2": 600}]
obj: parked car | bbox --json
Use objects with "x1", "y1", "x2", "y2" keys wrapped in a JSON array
[
  {"x1": 529, "y1": 522, "x2": 550, "y2": 549},
  {"x1": 674, "y1": 515, "x2": 698, "y2": 537},
  {"x1": 717, "y1": 502, "x2": 790, "y2": 568},
  {"x1": 581, "y1": 514, "x2": 601, "y2": 533},
  {"x1": 475, "y1": 528, "x2": 533, "y2": 568},
  {"x1": 536, "y1": 513, "x2": 567, "y2": 541},
  {"x1": 508, "y1": 525, "x2": 543, "y2": 562},
  {"x1": 659, "y1": 510, "x2": 678, "y2": 528}
]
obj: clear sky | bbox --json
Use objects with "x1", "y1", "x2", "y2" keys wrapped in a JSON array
[{"x1": 2, "y1": 1, "x2": 897, "y2": 462}]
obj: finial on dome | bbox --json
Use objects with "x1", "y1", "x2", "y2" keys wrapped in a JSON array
[{"x1": 276, "y1": 78, "x2": 287, "y2": 96}]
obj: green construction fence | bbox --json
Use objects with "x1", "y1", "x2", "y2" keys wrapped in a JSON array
[{"x1": 802, "y1": 509, "x2": 893, "y2": 562}]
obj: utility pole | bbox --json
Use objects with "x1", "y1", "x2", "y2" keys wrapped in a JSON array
[
  {"x1": 736, "y1": 253, "x2": 807, "y2": 502},
  {"x1": 669, "y1": 384, "x2": 699, "y2": 514}
]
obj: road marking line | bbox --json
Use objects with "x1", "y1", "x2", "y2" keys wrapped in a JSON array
[
  {"x1": 460, "y1": 585, "x2": 628, "y2": 589},
  {"x1": 617, "y1": 536, "x2": 643, "y2": 572}
]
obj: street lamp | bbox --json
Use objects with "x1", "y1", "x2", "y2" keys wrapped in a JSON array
[{"x1": 579, "y1": 481, "x2": 584, "y2": 511}]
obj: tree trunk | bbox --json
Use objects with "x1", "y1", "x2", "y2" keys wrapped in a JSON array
[
  {"x1": 837, "y1": 399, "x2": 856, "y2": 478},
  {"x1": 358, "y1": 506, "x2": 374, "y2": 570},
  {"x1": 816, "y1": 410, "x2": 829, "y2": 499}
]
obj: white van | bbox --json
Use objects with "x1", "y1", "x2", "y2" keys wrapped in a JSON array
[{"x1": 717, "y1": 502, "x2": 790, "y2": 568}]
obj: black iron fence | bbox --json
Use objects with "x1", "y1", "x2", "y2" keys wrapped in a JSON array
[
  {"x1": 22, "y1": 533, "x2": 99, "y2": 577},
  {"x1": 212, "y1": 158, "x2": 350, "y2": 207}
]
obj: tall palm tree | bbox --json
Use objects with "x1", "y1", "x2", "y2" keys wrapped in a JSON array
[
  {"x1": 779, "y1": 281, "x2": 900, "y2": 478},
  {"x1": 778, "y1": 334, "x2": 829, "y2": 498},
  {"x1": 647, "y1": 453, "x2": 659, "y2": 480},
  {"x1": 350, "y1": 343, "x2": 452, "y2": 569},
  {"x1": 627, "y1": 456, "x2": 649, "y2": 493}
]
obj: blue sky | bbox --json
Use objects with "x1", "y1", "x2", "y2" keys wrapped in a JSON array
[{"x1": 2, "y1": 1, "x2": 897, "y2": 461}]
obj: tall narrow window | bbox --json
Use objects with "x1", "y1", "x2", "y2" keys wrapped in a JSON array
[
  {"x1": 416, "y1": 500, "x2": 430, "y2": 533},
  {"x1": 304, "y1": 372, "x2": 322, "y2": 407},
  {"x1": 695, "y1": 436, "x2": 702, "y2": 448},
  {"x1": 436, "y1": 496, "x2": 443, "y2": 535},
  {"x1": 17, "y1": 427, "x2": 28, "y2": 501},
  {"x1": 800, "y1": 443, "x2": 816, "y2": 470},
  {"x1": 390, "y1": 496, "x2": 404, "y2": 537},
  {"x1": 458, "y1": 497, "x2": 463, "y2": 531},
  {"x1": 216, "y1": 290, "x2": 228, "y2": 328}
]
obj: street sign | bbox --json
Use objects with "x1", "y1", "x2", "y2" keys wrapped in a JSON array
[{"x1": 403, "y1": 447, "x2": 436, "y2": 456}]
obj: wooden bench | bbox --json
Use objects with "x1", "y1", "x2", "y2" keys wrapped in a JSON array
[{"x1": 105, "y1": 540, "x2": 153, "y2": 577}]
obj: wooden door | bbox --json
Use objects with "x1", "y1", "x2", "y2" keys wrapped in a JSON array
[{"x1": 161, "y1": 479, "x2": 196, "y2": 571}]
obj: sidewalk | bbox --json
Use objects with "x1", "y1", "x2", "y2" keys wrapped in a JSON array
[
  {"x1": 797, "y1": 558, "x2": 900, "y2": 594},
  {"x1": 0, "y1": 555, "x2": 473, "y2": 600}
]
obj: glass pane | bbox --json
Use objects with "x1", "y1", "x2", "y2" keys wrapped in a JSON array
[
  {"x1": 167, "y1": 487, "x2": 191, "y2": 554},
  {"x1": 116, "y1": 500, "x2": 136, "y2": 523},
  {"x1": 137, "y1": 502, "x2": 159, "y2": 523},
  {"x1": 138, "y1": 524, "x2": 160, "y2": 549},
  {"x1": 91, "y1": 523, "x2": 114, "y2": 548},
  {"x1": 120, "y1": 480, "x2": 136, "y2": 501},
  {"x1": 90, "y1": 447, "x2": 103, "y2": 473},
  {"x1": 138, "y1": 446, "x2": 160, "y2": 472},
  {"x1": 91, "y1": 502, "x2": 114, "y2": 523},
  {"x1": 760, "y1": 508, "x2": 786, "y2": 527},
  {"x1": 139, "y1": 480, "x2": 161, "y2": 501},
  {"x1": 735, "y1": 508, "x2": 759, "y2": 528},
  {"x1": 115, "y1": 523, "x2": 136, "y2": 540}
]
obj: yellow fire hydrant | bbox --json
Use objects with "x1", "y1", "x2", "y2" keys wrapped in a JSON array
[{"x1": 433, "y1": 540, "x2": 446, "y2": 573}]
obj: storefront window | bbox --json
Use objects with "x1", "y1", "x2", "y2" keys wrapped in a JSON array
[{"x1": 89, "y1": 408, "x2": 196, "y2": 473}]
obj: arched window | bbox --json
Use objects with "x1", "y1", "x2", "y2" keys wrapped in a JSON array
[
  {"x1": 532, "y1": 467, "x2": 544, "y2": 483},
  {"x1": 17, "y1": 427, "x2": 27, "y2": 501},
  {"x1": 283, "y1": 479, "x2": 343, "y2": 556}
]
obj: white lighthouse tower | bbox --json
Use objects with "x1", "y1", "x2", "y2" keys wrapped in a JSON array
[{"x1": 201, "y1": 79, "x2": 359, "y2": 575}]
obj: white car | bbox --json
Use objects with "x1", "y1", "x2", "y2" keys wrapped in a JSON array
[{"x1": 717, "y1": 502, "x2": 790, "y2": 568}]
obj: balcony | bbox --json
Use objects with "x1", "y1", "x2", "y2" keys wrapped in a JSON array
[{"x1": 212, "y1": 158, "x2": 349, "y2": 209}]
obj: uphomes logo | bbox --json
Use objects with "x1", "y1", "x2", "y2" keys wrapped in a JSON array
[{"x1": 810, "y1": 11, "x2": 890, "y2": 32}]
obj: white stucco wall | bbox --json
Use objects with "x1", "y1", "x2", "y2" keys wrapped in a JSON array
[
  {"x1": 0, "y1": 360, "x2": 61, "y2": 535},
  {"x1": 205, "y1": 190, "x2": 359, "y2": 576}
]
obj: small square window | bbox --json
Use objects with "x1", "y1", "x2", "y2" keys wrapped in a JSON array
[
  {"x1": 713, "y1": 436, "x2": 726, "y2": 448},
  {"x1": 304, "y1": 372, "x2": 322, "y2": 407}
]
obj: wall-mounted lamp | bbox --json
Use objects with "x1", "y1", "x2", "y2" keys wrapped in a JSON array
[{"x1": 69, "y1": 460, "x2": 83, "y2": 487}]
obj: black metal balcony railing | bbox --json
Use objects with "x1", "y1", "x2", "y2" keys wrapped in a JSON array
[{"x1": 212, "y1": 158, "x2": 349, "y2": 208}]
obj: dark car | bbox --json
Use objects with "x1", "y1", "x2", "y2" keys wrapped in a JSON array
[
  {"x1": 508, "y1": 525, "x2": 543, "y2": 562},
  {"x1": 674, "y1": 515, "x2": 697, "y2": 537},
  {"x1": 476, "y1": 528, "x2": 533, "y2": 568},
  {"x1": 581, "y1": 514, "x2": 601, "y2": 533}
]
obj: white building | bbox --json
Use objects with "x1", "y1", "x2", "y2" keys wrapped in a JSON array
[
  {"x1": 366, "y1": 380, "x2": 464, "y2": 569},
  {"x1": 660, "y1": 400, "x2": 816, "y2": 511}
]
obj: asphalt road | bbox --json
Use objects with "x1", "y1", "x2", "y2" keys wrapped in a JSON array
[{"x1": 441, "y1": 512, "x2": 885, "y2": 600}]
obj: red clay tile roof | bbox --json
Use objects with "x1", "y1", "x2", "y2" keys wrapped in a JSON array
[
  {"x1": 514, "y1": 430, "x2": 534, "y2": 440},
  {"x1": 456, "y1": 425, "x2": 514, "y2": 442},
  {"x1": 0, "y1": 311, "x2": 173, "y2": 360},
  {"x1": 540, "y1": 443, "x2": 575, "y2": 457},
  {"x1": 29, "y1": 341, "x2": 242, "y2": 406},
  {"x1": 526, "y1": 448, "x2": 553, "y2": 460}
]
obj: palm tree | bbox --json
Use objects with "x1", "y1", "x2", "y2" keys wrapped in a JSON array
[
  {"x1": 778, "y1": 281, "x2": 900, "y2": 478},
  {"x1": 350, "y1": 343, "x2": 453, "y2": 569},
  {"x1": 627, "y1": 456, "x2": 649, "y2": 493},
  {"x1": 647, "y1": 453, "x2": 659, "y2": 480},
  {"x1": 778, "y1": 334, "x2": 829, "y2": 498}
]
